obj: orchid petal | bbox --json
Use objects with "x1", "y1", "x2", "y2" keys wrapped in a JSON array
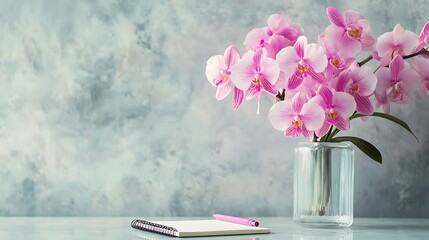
[
  {"x1": 390, "y1": 55, "x2": 404, "y2": 80},
  {"x1": 333, "y1": 92, "x2": 356, "y2": 118},
  {"x1": 351, "y1": 66, "x2": 377, "y2": 96},
  {"x1": 376, "y1": 32, "x2": 394, "y2": 57},
  {"x1": 243, "y1": 27, "x2": 269, "y2": 51},
  {"x1": 268, "y1": 100, "x2": 293, "y2": 131},
  {"x1": 361, "y1": 34, "x2": 376, "y2": 51},
  {"x1": 288, "y1": 73, "x2": 304, "y2": 89},
  {"x1": 261, "y1": 77, "x2": 278, "y2": 95},
  {"x1": 224, "y1": 45, "x2": 241, "y2": 69},
  {"x1": 326, "y1": 6, "x2": 345, "y2": 27},
  {"x1": 334, "y1": 114, "x2": 350, "y2": 131},
  {"x1": 308, "y1": 67, "x2": 326, "y2": 83},
  {"x1": 300, "y1": 100, "x2": 325, "y2": 131},
  {"x1": 316, "y1": 121, "x2": 331, "y2": 138},
  {"x1": 276, "y1": 27, "x2": 301, "y2": 42},
  {"x1": 317, "y1": 85, "x2": 333, "y2": 105},
  {"x1": 276, "y1": 46, "x2": 300, "y2": 80},
  {"x1": 392, "y1": 24, "x2": 405, "y2": 45},
  {"x1": 375, "y1": 67, "x2": 392, "y2": 96},
  {"x1": 232, "y1": 87, "x2": 244, "y2": 110},
  {"x1": 205, "y1": 55, "x2": 225, "y2": 86},
  {"x1": 267, "y1": 35, "x2": 290, "y2": 58},
  {"x1": 294, "y1": 36, "x2": 307, "y2": 58},
  {"x1": 260, "y1": 58, "x2": 280, "y2": 84},
  {"x1": 302, "y1": 127, "x2": 315, "y2": 141},
  {"x1": 420, "y1": 21, "x2": 429, "y2": 38},
  {"x1": 343, "y1": 10, "x2": 363, "y2": 24},
  {"x1": 304, "y1": 43, "x2": 328, "y2": 72},
  {"x1": 285, "y1": 124, "x2": 301, "y2": 137},
  {"x1": 231, "y1": 51, "x2": 255, "y2": 91},
  {"x1": 267, "y1": 14, "x2": 289, "y2": 34},
  {"x1": 354, "y1": 95, "x2": 374, "y2": 115},
  {"x1": 252, "y1": 49, "x2": 265, "y2": 72},
  {"x1": 413, "y1": 57, "x2": 429, "y2": 77},
  {"x1": 291, "y1": 92, "x2": 308, "y2": 112},
  {"x1": 401, "y1": 30, "x2": 419, "y2": 54},
  {"x1": 398, "y1": 67, "x2": 420, "y2": 95},
  {"x1": 216, "y1": 81, "x2": 232, "y2": 100},
  {"x1": 339, "y1": 33, "x2": 362, "y2": 57}
]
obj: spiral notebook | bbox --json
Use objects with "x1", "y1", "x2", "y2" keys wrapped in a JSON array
[{"x1": 131, "y1": 219, "x2": 270, "y2": 238}]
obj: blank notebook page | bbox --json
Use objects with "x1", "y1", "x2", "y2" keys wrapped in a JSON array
[{"x1": 150, "y1": 219, "x2": 270, "y2": 237}]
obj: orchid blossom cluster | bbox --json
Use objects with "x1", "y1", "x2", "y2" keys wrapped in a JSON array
[{"x1": 205, "y1": 6, "x2": 428, "y2": 162}]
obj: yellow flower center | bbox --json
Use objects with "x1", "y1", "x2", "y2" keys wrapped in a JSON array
[
  {"x1": 221, "y1": 73, "x2": 230, "y2": 83},
  {"x1": 292, "y1": 119, "x2": 303, "y2": 127},
  {"x1": 327, "y1": 109, "x2": 338, "y2": 120},
  {"x1": 331, "y1": 58, "x2": 340, "y2": 68},
  {"x1": 347, "y1": 28, "x2": 362, "y2": 39},
  {"x1": 252, "y1": 78, "x2": 262, "y2": 86},
  {"x1": 298, "y1": 64, "x2": 308, "y2": 73},
  {"x1": 349, "y1": 84, "x2": 360, "y2": 95}
]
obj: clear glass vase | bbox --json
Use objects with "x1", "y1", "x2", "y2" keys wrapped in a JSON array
[{"x1": 293, "y1": 142, "x2": 354, "y2": 227}]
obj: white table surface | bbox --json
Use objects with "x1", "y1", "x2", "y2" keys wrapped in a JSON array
[{"x1": 0, "y1": 217, "x2": 428, "y2": 240}]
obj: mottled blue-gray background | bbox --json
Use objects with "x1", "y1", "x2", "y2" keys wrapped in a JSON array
[{"x1": 0, "y1": 0, "x2": 428, "y2": 217}]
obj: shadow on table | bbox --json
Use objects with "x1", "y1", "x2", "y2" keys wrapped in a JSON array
[{"x1": 352, "y1": 222, "x2": 429, "y2": 231}]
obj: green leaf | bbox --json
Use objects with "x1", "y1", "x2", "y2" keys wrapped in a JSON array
[
  {"x1": 330, "y1": 136, "x2": 382, "y2": 164},
  {"x1": 351, "y1": 112, "x2": 419, "y2": 142}
]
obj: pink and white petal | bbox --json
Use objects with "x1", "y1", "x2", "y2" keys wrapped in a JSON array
[
  {"x1": 353, "y1": 66, "x2": 377, "y2": 96},
  {"x1": 376, "y1": 32, "x2": 395, "y2": 57},
  {"x1": 243, "y1": 27, "x2": 270, "y2": 50},
  {"x1": 382, "y1": 102, "x2": 391, "y2": 114},
  {"x1": 302, "y1": 127, "x2": 315, "y2": 141},
  {"x1": 276, "y1": 47, "x2": 300, "y2": 79},
  {"x1": 392, "y1": 24, "x2": 405, "y2": 45},
  {"x1": 412, "y1": 57, "x2": 429, "y2": 77},
  {"x1": 276, "y1": 27, "x2": 301, "y2": 42},
  {"x1": 245, "y1": 84, "x2": 260, "y2": 100},
  {"x1": 267, "y1": 14, "x2": 289, "y2": 34},
  {"x1": 333, "y1": 92, "x2": 356, "y2": 118},
  {"x1": 317, "y1": 85, "x2": 333, "y2": 105},
  {"x1": 375, "y1": 67, "x2": 392, "y2": 95},
  {"x1": 339, "y1": 34, "x2": 361, "y2": 57},
  {"x1": 419, "y1": 81, "x2": 429, "y2": 97},
  {"x1": 325, "y1": 25, "x2": 346, "y2": 45},
  {"x1": 231, "y1": 52, "x2": 255, "y2": 90},
  {"x1": 268, "y1": 100, "x2": 294, "y2": 131},
  {"x1": 285, "y1": 124, "x2": 301, "y2": 137},
  {"x1": 232, "y1": 87, "x2": 244, "y2": 110},
  {"x1": 344, "y1": 10, "x2": 363, "y2": 24},
  {"x1": 360, "y1": 34, "x2": 376, "y2": 51},
  {"x1": 398, "y1": 67, "x2": 420, "y2": 94},
  {"x1": 261, "y1": 77, "x2": 279, "y2": 95},
  {"x1": 252, "y1": 48, "x2": 266, "y2": 72},
  {"x1": 288, "y1": 73, "x2": 304, "y2": 89},
  {"x1": 205, "y1": 55, "x2": 225, "y2": 85},
  {"x1": 294, "y1": 36, "x2": 307, "y2": 58},
  {"x1": 300, "y1": 101, "x2": 325, "y2": 131},
  {"x1": 401, "y1": 30, "x2": 419, "y2": 54},
  {"x1": 389, "y1": 55, "x2": 404, "y2": 80},
  {"x1": 267, "y1": 35, "x2": 290, "y2": 58},
  {"x1": 334, "y1": 114, "x2": 350, "y2": 131},
  {"x1": 420, "y1": 21, "x2": 429, "y2": 38},
  {"x1": 304, "y1": 43, "x2": 328, "y2": 72},
  {"x1": 312, "y1": 94, "x2": 327, "y2": 109},
  {"x1": 215, "y1": 81, "x2": 232, "y2": 100},
  {"x1": 224, "y1": 45, "x2": 241, "y2": 69},
  {"x1": 375, "y1": 91, "x2": 389, "y2": 105},
  {"x1": 291, "y1": 92, "x2": 309, "y2": 113},
  {"x1": 354, "y1": 95, "x2": 374, "y2": 115},
  {"x1": 308, "y1": 67, "x2": 327, "y2": 83},
  {"x1": 316, "y1": 121, "x2": 331, "y2": 138},
  {"x1": 261, "y1": 58, "x2": 280, "y2": 84},
  {"x1": 326, "y1": 6, "x2": 345, "y2": 27}
]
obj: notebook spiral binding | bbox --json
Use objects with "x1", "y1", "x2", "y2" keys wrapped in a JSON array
[{"x1": 131, "y1": 219, "x2": 179, "y2": 237}]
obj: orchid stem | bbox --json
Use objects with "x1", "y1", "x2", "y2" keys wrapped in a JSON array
[{"x1": 358, "y1": 55, "x2": 373, "y2": 66}]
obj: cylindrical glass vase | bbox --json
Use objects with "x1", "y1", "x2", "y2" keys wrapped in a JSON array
[{"x1": 293, "y1": 142, "x2": 354, "y2": 227}]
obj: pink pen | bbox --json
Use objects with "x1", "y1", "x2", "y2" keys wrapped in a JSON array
[{"x1": 213, "y1": 214, "x2": 259, "y2": 227}]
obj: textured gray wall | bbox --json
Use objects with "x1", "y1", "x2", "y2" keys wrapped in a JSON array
[{"x1": 0, "y1": 0, "x2": 428, "y2": 217}]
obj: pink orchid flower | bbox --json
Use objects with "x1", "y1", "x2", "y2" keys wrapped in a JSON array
[
  {"x1": 276, "y1": 36, "x2": 327, "y2": 90},
  {"x1": 231, "y1": 48, "x2": 280, "y2": 112},
  {"x1": 375, "y1": 55, "x2": 420, "y2": 113},
  {"x1": 244, "y1": 14, "x2": 304, "y2": 59},
  {"x1": 318, "y1": 32, "x2": 355, "y2": 79},
  {"x1": 416, "y1": 21, "x2": 429, "y2": 53},
  {"x1": 376, "y1": 24, "x2": 418, "y2": 67},
  {"x1": 331, "y1": 65, "x2": 377, "y2": 115},
  {"x1": 324, "y1": 6, "x2": 375, "y2": 58},
  {"x1": 268, "y1": 92, "x2": 325, "y2": 141},
  {"x1": 311, "y1": 85, "x2": 356, "y2": 137},
  {"x1": 206, "y1": 45, "x2": 244, "y2": 109},
  {"x1": 412, "y1": 57, "x2": 429, "y2": 96}
]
